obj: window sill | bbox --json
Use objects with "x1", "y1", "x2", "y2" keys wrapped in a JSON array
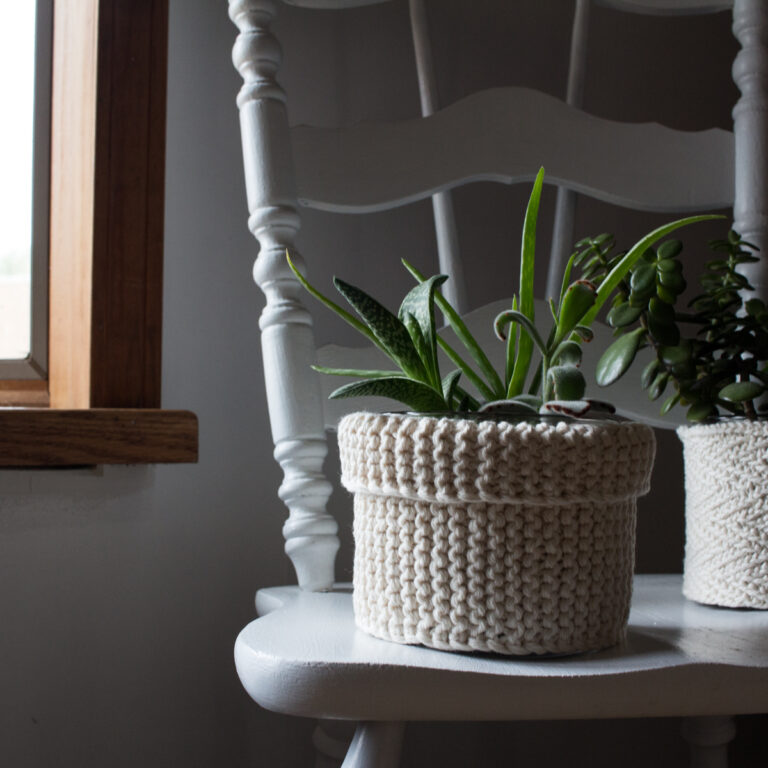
[{"x1": 0, "y1": 408, "x2": 198, "y2": 467}]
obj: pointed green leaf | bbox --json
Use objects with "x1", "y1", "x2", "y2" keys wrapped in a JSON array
[
  {"x1": 402, "y1": 259, "x2": 504, "y2": 396},
  {"x1": 436, "y1": 336, "x2": 496, "y2": 402},
  {"x1": 329, "y1": 377, "x2": 447, "y2": 412},
  {"x1": 595, "y1": 327, "x2": 645, "y2": 387},
  {"x1": 312, "y1": 365, "x2": 407, "y2": 379},
  {"x1": 399, "y1": 274, "x2": 448, "y2": 385},
  {"x1": 333, "y1": 277, "x2": 427, "y2": 381},
  {"x1": 402, "y1": 312, "x2": 436, "y2": 386},
  {"x1": 286, "y1": 252, "x2": 382, "y2": 350},
  {"x1": 509, "y1": 168, "x2": 545, "y2": 396},
  {"x1": 558, "y1": 251, "x2": 577, "y2": 307},
  {"x1": 442, "y1": 369, "x2": 462, "y2": 407}
]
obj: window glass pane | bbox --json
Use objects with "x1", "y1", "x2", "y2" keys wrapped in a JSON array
[{"x1": 0, "y1": 3, "x2": 37, "y2": 360}]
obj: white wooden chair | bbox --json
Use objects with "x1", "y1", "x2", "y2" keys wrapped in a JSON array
[{"x1": 229, "y1": 1, "x2": 768, "y2": 766}]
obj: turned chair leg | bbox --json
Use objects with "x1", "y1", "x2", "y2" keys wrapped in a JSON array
[
  {"x1": 340, "y1": 721, "x2": 405, "y2": 768},
  {"x1": 681, "y1": 716, "x2": 736, "y2": 768},
  {"x1": 314, "y1": 720, "x2": 357, "y2": 768}
]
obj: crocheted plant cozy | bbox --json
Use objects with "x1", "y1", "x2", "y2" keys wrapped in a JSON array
[
  {"x1": 338, "y1": 412, "x2": 656, "y2": 655},
  {"x1": 678, "y1": 420, "x2": 768, "y2": 609}
]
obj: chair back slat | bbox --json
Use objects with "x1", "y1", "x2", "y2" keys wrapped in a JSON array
[{"x1": 292, "y1": 88, "x2": 734, "y2": 213}]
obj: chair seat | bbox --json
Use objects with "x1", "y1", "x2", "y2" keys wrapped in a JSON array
[{"x1": 234, "y1": 575, "x2": 768, "y2": 722}]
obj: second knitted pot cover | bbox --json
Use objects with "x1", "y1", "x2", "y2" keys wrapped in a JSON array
[
  {"x1": 678, "y1": 419, "x2": 768, "y2": 609},
  {"x1": 338, "y1": 412, "x2": 656, "y2": 655}
]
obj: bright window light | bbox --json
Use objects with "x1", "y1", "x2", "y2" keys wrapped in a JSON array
[{"x1": 0, "y1": 3, "x2": 37, "y2": 360}]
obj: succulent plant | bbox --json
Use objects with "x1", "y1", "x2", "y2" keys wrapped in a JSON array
[
  {"x1": 288, "y1": 168, "x2": 717, "y2": 418},
  {"x1": 593, "y1": 229, "x2": 768, "y2": 422}
]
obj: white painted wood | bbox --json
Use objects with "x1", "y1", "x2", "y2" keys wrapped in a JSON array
[
  {"x1": 596, "y1": 0, "x2": 732, "y2": 13},
  {"x1": 340, "y1": 722, "x2": 405, "y2": 768},
  {"x1": 230, "y1": 0, "x2": 339, "y2": 591},
  {"x1": 732, "y1": 0, "x2": 768, "y2": 300},
  {"x1": 291, "y1": 87, "x2": 734, "y2": 213},
  {"x1": 316, "y1": 298, "x2": 683, "y2": 429},
  {"x1": 681, "y1": 716, "x2": 736, "y2": 768},
  {"x1": 547, "y1": 0, "x2": 591, "y2": 304},
  {"x1": 409, "y1": 0, "x2": 467, "y2": 314},
  {"x1": 313, "y1": 720, "x2": 356, "y2": 768},
  {"x1": 236, "y1": 575, "x2": 768, "y2": 721},
  {"x1": 281, "y1": 0, "x2": 390, "y2": 8}
]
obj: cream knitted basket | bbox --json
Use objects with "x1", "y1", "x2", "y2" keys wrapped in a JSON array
[
  {"x1": 678, "y1": 420, "x2": 768, "y2": 609},
  {"x1": 338, "y1": 412, "x2": 656, "y2": 655}
]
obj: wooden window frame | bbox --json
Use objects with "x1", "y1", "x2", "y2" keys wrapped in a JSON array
[{"x1": 0, "y1": 0, "x2": 197, "y2": 466}]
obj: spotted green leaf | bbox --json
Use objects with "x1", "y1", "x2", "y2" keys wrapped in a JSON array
[
  {"x1": 334, "y1": 277, "x2": 427, "y2": 382},
  {"x1": 328, "y1": 376, "x2": 447, "y2": 412}
]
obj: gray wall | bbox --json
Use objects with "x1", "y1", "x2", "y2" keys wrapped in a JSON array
[{"x1": 0, "y1": 1, "x2": 763, "y2": 766}]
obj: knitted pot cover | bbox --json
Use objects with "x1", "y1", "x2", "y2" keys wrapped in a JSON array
[
  {"x1": 678, "y1": 420, "x2": 768, "y2": 609},
  {"x1": 338, "y1": 412, "x2": 656, "y2": 655}
]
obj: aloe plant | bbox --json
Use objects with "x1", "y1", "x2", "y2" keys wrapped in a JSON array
[
  {"x1": 288, "y1": 168, "x2": 718, "y2": 417},
  {"x1": 593, "y1": 229, "x2": 768, "y2": 422}
]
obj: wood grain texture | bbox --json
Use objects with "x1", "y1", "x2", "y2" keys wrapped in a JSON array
[
  {"x1": 49, "y1": 0, "x2": 99, "y2": 408},
  {"x1": 0, "y1": 409, "x2": 198, "y2": 466},
  {"x1": 49, "y1": 0, "x2": 168, "y2": 409},
  {"x1": 292, "y1": 87, "x2": 734, "y2": 213}
]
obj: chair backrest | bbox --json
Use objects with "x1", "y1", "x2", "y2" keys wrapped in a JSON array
[{"x1": 229, "y1": 0, "x2": 768, "y2": 591}]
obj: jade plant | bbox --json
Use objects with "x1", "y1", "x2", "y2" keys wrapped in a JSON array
[
  {"x1": 287, "y1": 168, "x2": 717, "y2": 417},
  {"x1": 592, "y1": 228, "x2": 768, "y2": 422}
]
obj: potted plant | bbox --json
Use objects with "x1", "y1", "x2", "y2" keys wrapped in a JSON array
[
  {"x1": 593, "y1": 230, "x2": 768, "y2": 609},
  {"x1": 289, "y1": 168, "x2": 715, "y2": 654}
]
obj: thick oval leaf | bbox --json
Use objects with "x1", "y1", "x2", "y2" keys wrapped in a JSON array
[
  {"x1": 655, "y1": 285, "x2": 678, "y2": 305},
  {"x1": 640, "y1": 357, "x2": 659, "y2": 389},
  {"x1": 719, "y1": 380, "x2": 765, "y2": 403},
  {"x1": 630, "y1": 263, "x2": 657, "y2": 296},
  {"x1": 647, "y1": 313, "x2": 680, "y2": 346},
  {"x1": 595, "y1": 327, "x2": 645, "y2": 387},
  {"x1": 552, "y1": 340, "x2": 583, "y2": 367},
  {"x1": 556, "y1": 280, "x2": 596, "y2": 343},
  {"x1": 658, "y1": 270, "x2": 686, "y2": 294},
  {"x1": 687, "y1": 402, "x2": 717, "y2": 422},
  {"x1": 547, "y1": 365, "x2": 586, "y2": 401},
  {"x1": 657, "y1": 258, "x2": 683, "y2": 273},
  {"x1": 607, "y1": 303, "x2": 642, "y2": 329},
  {"x1": 648, "y1": 371, "x2": 669, "y2": 401},
  {"x1": 329, "y1": 377, "x2": 447, "y2": 412},
  {"x1": 657, "y1": 239, "x2": 683, "y2": 259}
]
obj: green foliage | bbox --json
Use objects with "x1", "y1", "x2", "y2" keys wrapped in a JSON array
[
  {"x1": 287, "y1": 169, "x2": 718, "y2": 416},
  {"x1": 593, "y1": 229, "x2": 766, "y2": 422}
]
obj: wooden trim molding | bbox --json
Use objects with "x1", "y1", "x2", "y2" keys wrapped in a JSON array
[
  {"x1": 49, "y1": 0, "x2": 168, "y2": 409},
  {"x1": 14, "y1": 0, "x2": 199, "y2": 465},
  {"x1": 0, "y1": 410, "x2": 198, "y2": 466}
]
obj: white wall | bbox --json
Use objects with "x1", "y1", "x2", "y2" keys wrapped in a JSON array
[{"x1": 0, "y1": 1, "x2": 763, "y2": 766}]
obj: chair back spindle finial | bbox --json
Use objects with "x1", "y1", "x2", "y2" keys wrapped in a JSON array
[
  {"x1": 733, "y1": 0, "x2": 768, "y2": 299},
  {"x1": 230, "y1": 0, "x2": 339, "y2": 591}
]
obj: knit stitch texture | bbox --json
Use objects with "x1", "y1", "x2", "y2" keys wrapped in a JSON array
[
  {"x1": 678, "y1": 420, "x2": 768, "y2": 609},
  {"x1": 338, "y1": 412, "x2": 656, "y2": 655}
]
